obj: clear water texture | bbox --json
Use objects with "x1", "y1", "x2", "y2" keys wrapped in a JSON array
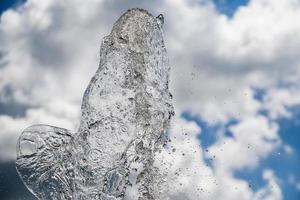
[{"x1": 16, "y1": 8, "x2": 174, "y2": 200}]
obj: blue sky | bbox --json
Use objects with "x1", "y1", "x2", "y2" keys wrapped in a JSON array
[
  {"x1": 213, "y1": 0, "x2": 249, "y2": 17},
  {"x1": 1, "y1": 0, "x2": 300, "y2": 199},
  {"x1": 182, "y1": 90, "x2": 300, "y2": 200},
  {"x1": 0, "y1": 0, "x2": 25, "y2": 15}
]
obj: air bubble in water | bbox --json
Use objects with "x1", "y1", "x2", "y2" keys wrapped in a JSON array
[{"x1": 16, "y1": 8, "x2": 173, "y2": 200}]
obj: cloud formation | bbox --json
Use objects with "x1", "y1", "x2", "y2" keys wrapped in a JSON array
[{"x1": 1, "y1": 0, "x2": 300, "y2": 199}]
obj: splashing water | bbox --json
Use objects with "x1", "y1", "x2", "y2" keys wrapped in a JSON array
[{"x1": 16, "y1": 8, "x2": 174, "y2": 200}]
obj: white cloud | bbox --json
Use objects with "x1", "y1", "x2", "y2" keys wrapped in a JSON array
[
  {"x1": 210, "y1": 115, "x2": 281, "y2": 172},
  {"x1": 262, "y1": 85, "x2": 300, "y2": 119},
  {"x1": 0, "y1": 99, "x2": 80, "y2": 160},
  {"x1": 283, "y1": 144, "x2": 294, "y2": 155},
  {"x1": 288, "y1": 174, "x2": 300, "y2": 192},
  {"x1": 253, "y1": 170, "x2": 283, "y2": 200},
  {"x1": 165, "y1": 0, "x2": 300, "y2": 123},
  {"x1": 155, "y1": 115, "x2": 283, "y2": 200},
  {"x1": 1, "y1": 0, "x2": 300, "y2": 199}
]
